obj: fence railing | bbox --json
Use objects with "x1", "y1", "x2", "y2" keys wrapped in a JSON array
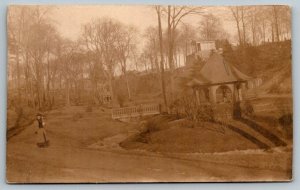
[{"x1": 112, "y1": 104, "x2": 160, "y2": 119}]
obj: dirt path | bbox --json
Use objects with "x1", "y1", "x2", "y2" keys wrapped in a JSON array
[
  {"x1": 6, "y1": 106, "x2": 291, "y2": 183},
  {"x1": 7, "y1": 142, "x2": 290, "y2": 183}
]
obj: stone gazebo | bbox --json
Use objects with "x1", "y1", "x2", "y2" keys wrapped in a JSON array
[{"x1": 185, "y1": 50, "x2": 252, "y2": 118}]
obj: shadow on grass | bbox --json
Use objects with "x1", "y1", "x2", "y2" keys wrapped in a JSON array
[
  {"x1": 237, "y1": 117, "x2": 287, "y2": 147},
  {"x1": 213, "y1": 120, "x2": 270, "y2": 149}
]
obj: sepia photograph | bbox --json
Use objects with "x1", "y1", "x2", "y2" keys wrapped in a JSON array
[{"x1": 6, "y1": 4, "x2": 292, "y2": 183}]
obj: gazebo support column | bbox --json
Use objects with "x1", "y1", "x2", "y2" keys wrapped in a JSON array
[
  {"x1": 209, "y1": 85, "x2": 218, "y2": 103},
  {"x1": 238, "y1": 88, "x2": 243, "y2": 101},
  {"x1": 240, "y1": 83, "x2": 246, "y2": 100},
  {"x1": 193, "y1": 88, "x2": 200, "y2": 105},
  {"x1": 233, "y1": 83, "x2": 243, "y2": 102},
  {"x1": 225, "y1": 84, "x2": 235, "y2": 102},
  {"x1": 233, "y1": 83, "x2": 242, "y2": 119},
  {"x1": 195, "y1": 89, "x2": 201, "y2": 105}
]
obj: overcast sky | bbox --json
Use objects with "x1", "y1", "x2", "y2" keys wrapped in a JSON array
[{"x1": 49, "y1": 5, "x2": 236, "y2": 42}]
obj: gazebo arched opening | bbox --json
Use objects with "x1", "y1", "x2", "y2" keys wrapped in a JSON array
[{"x1": 216, "y1": 85, "x2": 232, "y2": 103}]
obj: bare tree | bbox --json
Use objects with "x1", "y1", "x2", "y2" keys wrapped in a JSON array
[
  {"x1": 143, "y1": 26, "x2": 160, "y2": 73},
  {"x1": 198, "y1": 13, "x2": 223, "y2": 40},
  {"x1": 248, "y1": 7, "x2": 258, "y2": 45},
  {"x1": 270, "y1": 5, "x2": 291, "y2": 42},
  {"x1": 163, "y1": 6, "x2": 204, "y2": 70},
  {"x1": 161, "y1": 5, "x2": 204, "y2": 103},
  {"x1": 82, "y1": 18, "x2": 123, "y2": 106},
  {"x1": 9, "y1": 6, "x2": 57, "y2": 109},
  {"x1": 230, "y1": 6, "x2": 248, "y2": 46},
  {"x1": 8, "y1": 7, "x2": 23, "y2": 105},
  {"x1": 115, "y1": 25, "x2": 138, "y2": 101},
  {"x1": 60, "y1": 41, "x2": 75, "y2": 106},
  {"x1": 256, "y1": 7, "x2": 270, "y2": 44},
  {"x1": 271, "y1": 5, "x2": 281, "y2": 42},
  {"x1": 155, "y1": 5, "x2": 168, "y2": 109}
]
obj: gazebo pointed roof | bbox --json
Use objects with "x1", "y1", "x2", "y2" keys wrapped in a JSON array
[{"x1": 185, "y1": 52, "x2": 251, "y2": 87}]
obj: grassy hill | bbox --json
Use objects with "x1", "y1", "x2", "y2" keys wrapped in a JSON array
[
  {"x1": 113, "y1": 40, "x2": 292, "y2": 108},
  {"x1": 224, "y1": 40, "x2": 292, "y2": 95}
]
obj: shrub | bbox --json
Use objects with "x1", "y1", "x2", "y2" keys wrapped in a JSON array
[
  {"x1": 142, "y1": 115, "x2": 175, "y2": 134},
  {"x1": 241, "y1": 101, "x2": 254, "y2": 117},
  {"x1": 172, "y1": 96, "x2": 214, "y2": 122},
  {"x1": 195, "y1": 105, "x2": 214, "y2": 122},
  {"x1": 233, "y1": 102, "x2": 242, "y2": 119}
]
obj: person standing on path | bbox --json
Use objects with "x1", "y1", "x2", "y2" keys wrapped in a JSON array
[{"x1": 35, "y1": 113, "x2": 49, "y2": 148}]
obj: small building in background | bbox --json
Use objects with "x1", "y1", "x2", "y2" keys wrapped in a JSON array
[
  {"x1": 178, "y1": 40, "x2": 255, "y2": 119},
  {"x1": 186, "y1": 40, "x2": 218, "y2": 67}
]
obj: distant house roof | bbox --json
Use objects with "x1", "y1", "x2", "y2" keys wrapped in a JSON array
[{"x1": 183, "y1": 52, "x2": 252, "y2": 87}]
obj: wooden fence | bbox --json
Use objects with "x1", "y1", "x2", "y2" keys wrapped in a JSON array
[{"x1": 112, "y1": 104, "x2": 160, "y2": 119}]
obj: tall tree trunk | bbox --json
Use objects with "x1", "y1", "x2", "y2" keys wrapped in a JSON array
[
  {"x1": 231, "y1": 7, "x2": 243, "y2": 46},
  {"x1": 262, "y1": 20, "x2": 266, "y2": 43},
  {"x1": 167, "y1": 6, "x2": 172, "y2": 70},
  {"x1": 50, "y1": 74, "x2": 56, "y2": 106},
  {"x1": 271, "y1": 23, "x2": 275, "y2": 42},
  {"x1": 241, "y1": 7, "x2": 246, "y2": 45},
  {"x1": 273, "y1": 6, "x2": 280, "y2": 42},
  {"x1": 24, "y1": 51, "x2": 33, "y2": 107},
  {"x1": 35, "y1": 57, "x2": 43, "y2": 109},
  {"x1": 125, "y1": 72, "x2": 131, "y2": 101},
  {"x1": 46, "y1": 52, "x2": 51, "y2": 107},
  {"x1": 92, "y1": 80, "x2": 98, "y2": 105},
  {"x1": 153, "y1": 39, "x2": 160, "y2": 73},
  {"x1": 108, "y1": 67, "x2": 114, "y2": 107},
  {"x1": 251, "y1": 12, "x2": 256, "y2": 45},
  {"x1": 122, "y1": 61, "x2": 132, "y2": 101},
  {"x1": 156, "y1": 6, "x2": 168, "y2": 109},
  {"x1": 65, "y1": 78, "x2": 70, "y2": 106},
  {"x1": 167, "y1": 6, "x2": 175, "y2": 102}
]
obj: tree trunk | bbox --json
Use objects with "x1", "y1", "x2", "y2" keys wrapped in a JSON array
[
  {"x1": 241, "y1": 7, "x2": 246, "y2": 45},
  {"x1": 232, "y1": 7, "x2": 243, "y2": 46},
  {"x1": 24, "y1": 52, "x2": 31, "y2": 106},
  {"x1": 262, "y1": 20, "x2": 266, "y2": 43},
  {"x1": 167, "y1": 6, "x2": 175, "y2": 103},
  {"x1": 273, "y1": 6, "x2": 280, "y2": 42},
  {"x1": 122, "y1": 60, "x2": 132, "y2": 101},
  {"x1": 271, "y1": 23, "x2": 275, "y2": 42},
  {"x1": 125, "y1": 72, "x2": 131, "y2": 101},
  {"x1": 251, "y1": 13, "x2": 256, "y2": 45},
  {"x1": 35, "y1": 56, "x2": 43, "y2": 109},
  {"x1": 156, "y1": 6, "x2": 168, "y2": 109},
  {"x1": 46, "y1": 52, "x2": 51, "y2": 106},
  {"x1": 108, "y1": 68, "x2": 114, "y2": 107},
  {"x1": 65, "y1": 78, "x2": 70, "y2": 106}
]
